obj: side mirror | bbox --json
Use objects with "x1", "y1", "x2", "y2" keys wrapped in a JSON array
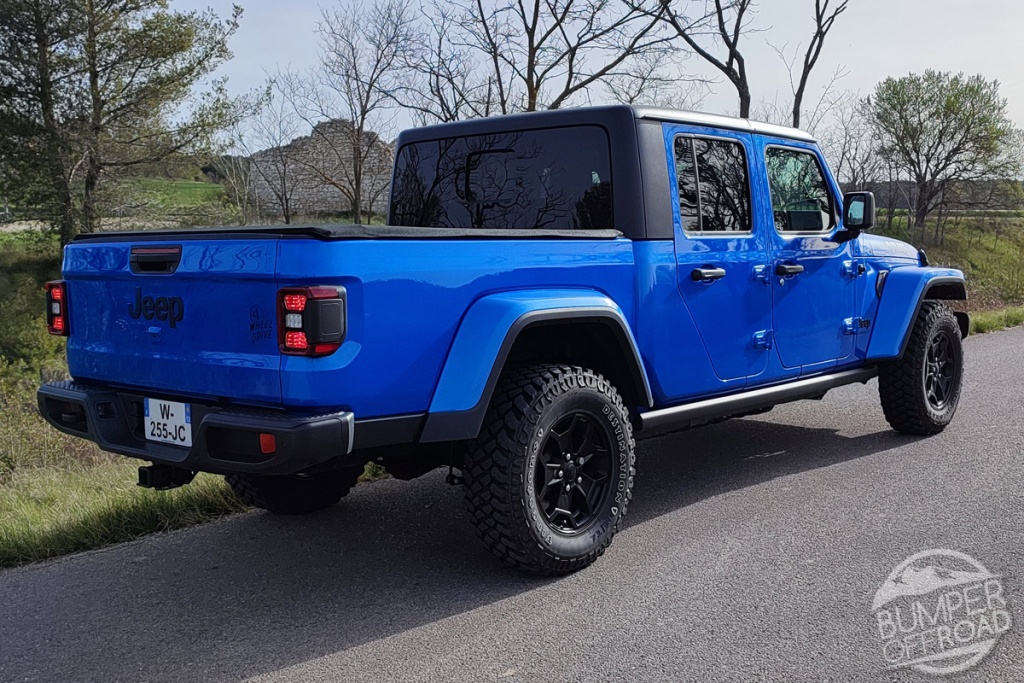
[{"x1": 843, "y1": 191, "x2": 875, "y2": 233}]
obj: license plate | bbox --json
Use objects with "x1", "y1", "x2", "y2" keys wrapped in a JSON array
[{"x1": 144, "y1": 398, "x2": 193, "y2": 447}]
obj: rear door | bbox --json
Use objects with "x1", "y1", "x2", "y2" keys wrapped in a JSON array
[
  {"x1": 669, "y1": 126, "x2": 773, "y2": 383},
  {"x1": 63, "y1": 238, "x2": 283, "y2": 405},
  {"x1": 758, "y1": 140, "x2": 858, "y2": 371}
]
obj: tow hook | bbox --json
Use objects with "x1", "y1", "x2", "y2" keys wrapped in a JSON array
[
  {"x1": 445, "y1": 463, "x2": 464, "y2": 486},
  {"x1": 138, "y1": 465, "x2": 196, "y2": 490}
]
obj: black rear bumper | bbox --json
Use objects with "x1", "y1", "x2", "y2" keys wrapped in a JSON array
[{"x1": 37, "y1": 381, "x2": 354, "y2": 475}]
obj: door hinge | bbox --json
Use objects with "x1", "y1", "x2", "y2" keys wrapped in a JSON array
[
  {"x1": 753, "y1": 329, "x2": 774, "y2": 349},
  {"x1": 752, "y1": 264, "x2": 771, "y2": 284},
  {"x1": 842, "y1": 317, "x2": 871, "y2": 334},
  {"x1": 842, "y1": 260, "x2": 866, "y2": 278}
]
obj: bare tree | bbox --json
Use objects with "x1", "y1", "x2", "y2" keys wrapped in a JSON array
[
  {"x1": 210, "y1": 154, "x2": 258, "y2": 225},
  {"x1": 656, "y1": 0, "x2": 756, "y2": 117},
  {"x1": 657, "y1": 0, "x2": 847, "y2": 124},
  {"x1": 395, "y1": 3, "x2": 497, "y2": 124},
  {"x1": 285, "y1": 0, "x2": 413, "y2": 224},
  {"x1": 789, "y1": 0, "x2": 847, "y2": 128},
  {"x1": 404, "y1": 0, "x2": 673, "y2": 120},
  {"x1": 235, "y1": 83, "x2": 303, "y2": 224},
  {"x1": 603, "y1": 50, "x2": 710, "y2": 109},
  {"x1": 816, "y1": 92, "x2": 881, "y2": 189}
]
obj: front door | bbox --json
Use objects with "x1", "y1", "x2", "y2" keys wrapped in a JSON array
[
  {"x1": 761, "y1": 142, "x2": 857, "y2": 370},
  {"x1": 670, "y1": 127, "x2": 772, "y2": 383}
]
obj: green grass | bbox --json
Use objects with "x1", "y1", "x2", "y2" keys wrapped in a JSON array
[
  {"x1": 875, "y1": 213, "x2": 1024, "y2": 309},
  {"x1": 0, "y1": 463, "x2": 247, "y2": 568},
  {"x1": 0, "y1": 210, "x2": 1020, "y2": 569},
  {"x1": 970, "y1": 306, "x2": 1024, "y2": 334},
  {"x1": 131, "y1": 178, "x2": 225, "y2": 210}
]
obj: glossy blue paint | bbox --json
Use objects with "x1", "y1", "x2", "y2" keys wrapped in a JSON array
[
  {"x1": 630, "y1": 240, "x2": 746, "y2": 403},
  {"x1": 429, "y1": 289, "x2": 648, "y2": 413},
  {"x1": 63, "y1": 240, "x2": 283, "y2": 404},
  {"x1": 57, "y1": 109, "x2": 965, "y2": 441},
  {"x1": 275, "y1": 238, "x2": 637, "y2": 415},
  {"x1": 663, "y1": 124, "x2": 773, "y2": 383},
  {"x1": 752, "y1": 135, "x2": 857, "y2": 371},
  {"x1": 866, "y1": 265, "x2": 966, "y2": 359}
]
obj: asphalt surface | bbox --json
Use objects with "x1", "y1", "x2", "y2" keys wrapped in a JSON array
[{"x1": 2, "y1": 327, "x2": 1023, "y2": 683}]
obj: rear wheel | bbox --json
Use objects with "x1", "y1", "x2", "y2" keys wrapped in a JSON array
[
  {"x1": 226, "y1": 467, "x2": 363, "y2": 514},
  {"x1": 878, "y1": 301, "x2": 964, "y2": 435},
  {"x1": 462, "y1": 364, "x2": 635, "y2": 576}
]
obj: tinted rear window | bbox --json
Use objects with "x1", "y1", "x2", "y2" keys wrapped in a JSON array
[{"x1": 389, "y1": 126, "x2": 613, "y2": 231}]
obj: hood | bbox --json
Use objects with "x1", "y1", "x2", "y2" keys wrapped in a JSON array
[{"x1": 856, "y1": 233, "x2": 920, "y2": 261}]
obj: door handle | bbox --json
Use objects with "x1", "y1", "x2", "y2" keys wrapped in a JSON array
[
  {"x1": 775, "y1": 263, "x2": 805, "y2": 276},
  {"x1": 691, "y1": 267, "x2": 727, "y2": 282}
]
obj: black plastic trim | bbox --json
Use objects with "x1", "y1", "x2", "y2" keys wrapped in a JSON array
[
  {"x1": 637, "y1": 118, "x2": 674, "y2": 240},
  {"x1": 72, "y1": 224, "x2": 624, "y2": 243},
  {"x1": 352, "y1": 414, "x2": 425, "y2": 450},
  {"x1": 391, "y1": 106, "x2": 647, "y2": 240},
  {"x1": 954, "y1": 312, "x2": 971, "y2": 339},
  {"x1": 419, "y1": 307, "x2": 654, "y2": 443},
  {"x1": 638, "y1": 366, "x2": 879, "y2": 436},
  {"x1": 37, "y1": 382, "x2": 354, "y2": 475},
  {"x1": 894, "y1": 276, "x2": 968, "y2": 359}
]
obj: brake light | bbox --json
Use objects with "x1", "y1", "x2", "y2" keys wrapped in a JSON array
[
  {"x1": 283, "y1": 294, "x2": 307, "y2": 311},
  {"x1": 277, "y1": 286, "x2": 346, "y2": 357},
  {"x1": 45, "y1": 281, "x2": 68, "y2": 336}
]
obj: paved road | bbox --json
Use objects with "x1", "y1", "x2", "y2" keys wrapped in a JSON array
[{"x1": 2, "y1": 328, "x2": 1023, "y2": 682}]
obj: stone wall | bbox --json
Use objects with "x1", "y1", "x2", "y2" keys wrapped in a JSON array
[{"x1": 248, "y1": 119, "x2": 393, "y2": 221}]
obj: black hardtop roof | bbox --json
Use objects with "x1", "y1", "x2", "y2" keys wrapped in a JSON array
[{"x1": 394, "y1": 104, "x2": 816, "y2": 145}]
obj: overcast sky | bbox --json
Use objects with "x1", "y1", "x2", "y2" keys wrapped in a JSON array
[{"x1": 179, "y1": 0, "x2": 1024, "y2": 130}]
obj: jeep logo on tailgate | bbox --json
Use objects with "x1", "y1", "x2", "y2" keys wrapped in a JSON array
[{"x1": 128, "y1": 288, "x2": 184, "y2": 328}]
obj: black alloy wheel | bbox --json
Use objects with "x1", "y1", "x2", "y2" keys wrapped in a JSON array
[
  {"x1": 534, "y1": 411, "x2": 613, "y2": 534},
  {"x1": 462, "y1": 364, "x2": 636, "y2": 575},
  {"x1": 879, "y1": 301, "x2": 964, "y2": 435}
]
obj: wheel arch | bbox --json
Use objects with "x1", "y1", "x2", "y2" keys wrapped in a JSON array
[
  {"x1": 866, "y1": 266, "x2": 967, "y2": 361},
  {"x1": 420, "y1": 290, "x2": 652, "y2": 442}
]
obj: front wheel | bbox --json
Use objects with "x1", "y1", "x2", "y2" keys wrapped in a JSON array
[
  {"x1": 878, "y1": 301, "x2": 964, "y2": 435},
  {"x1": 462, "y1": 364, "x2": 635, "y2": 576}
]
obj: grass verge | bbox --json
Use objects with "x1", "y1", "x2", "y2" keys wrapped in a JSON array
[
  {"x1": 970, "y1": 306, "x2": 1024, "y2": 335},
  {"x1": 0, "y1": 462, "x2": 247, "y2": 569}
]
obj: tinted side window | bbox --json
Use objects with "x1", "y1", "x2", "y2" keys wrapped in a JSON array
[
  {"x1": 765, "y1": 147, "x2": 834, "y2": 232},
  {"x1": 390, "y1": 126, "x2": 613, "y2": 231},
  {"x1": 673, "y1": 137, "x2": 699, "y2": 231},
  {"x1": 674, "y1": 136, "x2": 751, "y2": 233}
]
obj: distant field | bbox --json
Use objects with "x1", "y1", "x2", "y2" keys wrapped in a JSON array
[{"x1": 132, "y1": 178, "x2": 225, "y2": 209}]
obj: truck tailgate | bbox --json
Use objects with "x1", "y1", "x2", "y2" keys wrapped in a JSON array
[{"x1": 63, "y1": 238, "x2": 282, "y2": 405}]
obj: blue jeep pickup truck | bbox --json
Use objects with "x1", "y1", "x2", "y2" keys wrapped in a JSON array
[{"x1": 38, "y1": 106, "x2": 968, "y2": 575}]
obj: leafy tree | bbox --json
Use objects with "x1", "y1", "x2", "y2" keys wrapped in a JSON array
[
  {"x1": 865, "y1": 71, "x2": 1023, "y2": 228},
  {"x1": 0, "y1": 0, "x2": 241, "y2": 244},
  {"x1": 0, "y1": 0, "x2": 80, "y2": 239}
]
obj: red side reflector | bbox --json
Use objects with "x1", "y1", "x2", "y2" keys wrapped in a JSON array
[
  {"x1": 308, "y1": 286, "x2": 340, "y2": 299},
  {"x1": 312, "y1": 342, "x2": 340, "y2": 354},
  {"x1": 285, "y1": 331, "x2": 308, "y2": 349},
  {"x1": 259, "y1": 433, "x2": 277, "y2": 455}
]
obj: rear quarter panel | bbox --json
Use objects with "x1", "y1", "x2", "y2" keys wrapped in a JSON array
[{"x1": 276, "y1": 238, "x2": 638, "y2": 417}]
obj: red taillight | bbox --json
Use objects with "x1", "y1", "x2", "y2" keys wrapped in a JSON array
[
  {"x1": 277, "y1": 286, "x2": 346, "y2": 357},
  {"x1": 45, "y1": 281, "x2": 68, "y2": 336},
  {"x1": 284, "y1": 331, "x2": 308, "y2": 350},
  {"x1": 283, "y1": 294, "x2": 307, "y2": 311}
]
